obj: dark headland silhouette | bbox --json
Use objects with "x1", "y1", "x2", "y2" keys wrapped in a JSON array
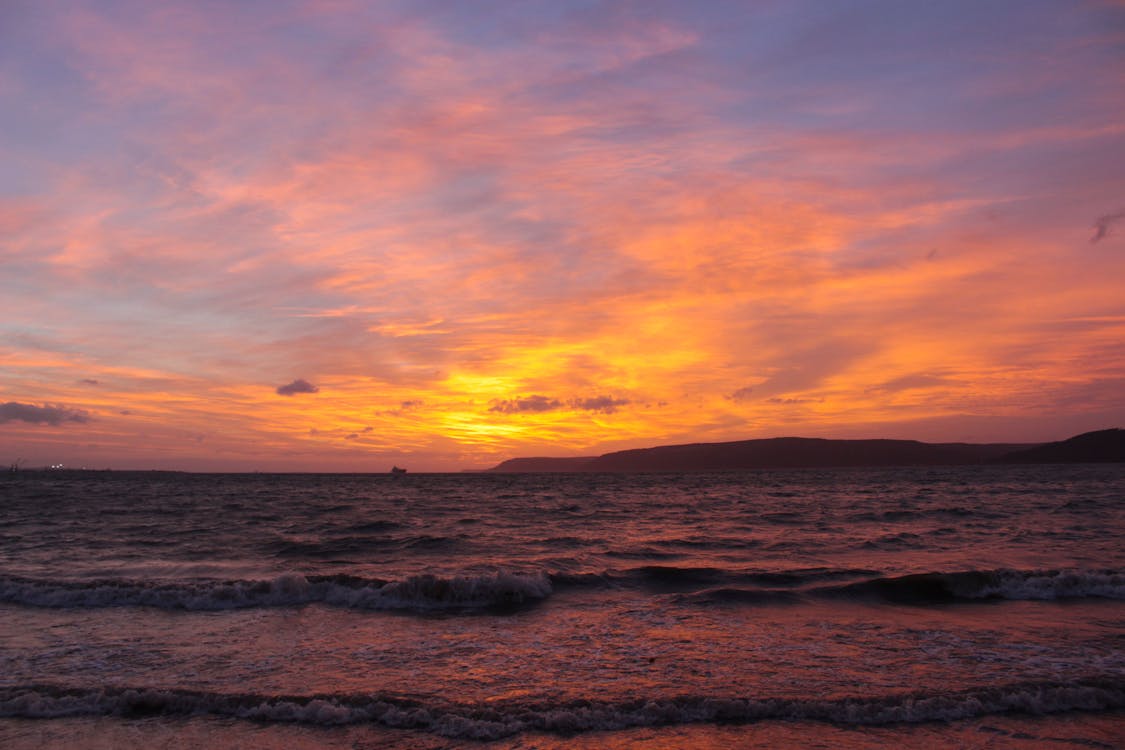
[
  {"x1": 996, "y1": 428, "x2": 1124, "y2": 464},
  {"x1": 485, "y1": 429, "x2": 1124, "y2": 473}
]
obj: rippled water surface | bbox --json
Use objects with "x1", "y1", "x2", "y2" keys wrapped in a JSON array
[{"x1": 2, "y1": 465, "x2": 1123, "y2": 747}]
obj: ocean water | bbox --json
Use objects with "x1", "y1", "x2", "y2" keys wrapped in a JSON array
[{"x1": 1, "y1": 465, "x2": 1123, "y2": 748}]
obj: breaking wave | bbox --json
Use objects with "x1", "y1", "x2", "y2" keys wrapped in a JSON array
[
  {"x1": 0, "y1": 572, "x2": 551, "y2": 612},
  {"x1": 2, "y1": 680, "x2": 1122, "y2": 739},
  {"x1": 2, "y1": 567, "x2": 1121, "y2": 613}
]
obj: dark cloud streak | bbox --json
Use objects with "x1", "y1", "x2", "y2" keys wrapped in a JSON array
[
  {"x1": 1091, "y1": 210, "x2": 1125, "y2": 243},
  {"x1": 276, "y1": 379, "x2": 319, "y2": 396},
  {"x1": 570, "y1": 395, "x2": 630, "y2": 413},
  {"x1": 726, "y1": 386, "x2": 755, "y2": 402},
  {"x1": 866, "y1": 373, "x2": 953, "y2": 393},
  {"x1": 489, "y1": 395, "x2": 562, "y2": 414},
  {"x1": 489, "y1": 394, "x2": 630, "y2": 414},
  {"x1": 0, "y1": 402, "x2": 90, "y2": 425}
]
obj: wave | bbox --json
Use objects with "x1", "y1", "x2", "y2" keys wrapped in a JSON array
[
  {"x1": 265, "y1": 538, "x2": 385, "y2": 559},
  {"x1": 264, "y1": 533, "x2": 460, "y2": 558},
  {"x1": 860, "y1": 532, "x2": 925, "y2": 550},
  {"x1": 610, "y1": 565, "x2": 883, "y2": 592},
  {"x1": 675, "y1": 587, "x2": 801, "y2": 606},
  {"x1": 846, "y1": 506, "x2": 991, "y2": 523},
  {"x1": 2, "y1": 680, "x2": 1122, "y2": 739},
  {"x1": 0, "y1": 572, "x2": 551, "y2": 612},
  {"x1": 344, "y1": 520, "x2": 404, "y2": 533},
  {"x1": 816, "y1": 569, "x2": 1125, "y2": 603},
  {"x1": 617, "y1": 565, "x2": 731, "y2": 591},
  {"x1": 2, "y1": 568, "x2": 1120, "y2": 613},
  {"x1": 618, "y1": 567, "x2": 1125, "y2": 606}
]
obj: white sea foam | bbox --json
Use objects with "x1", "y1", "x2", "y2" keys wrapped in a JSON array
[
  {"x1": 969, "y1": 569, "x2": 1125, "y2": 600},
  {"x1": 2, "y1": 681, "x2": 1122, "y2": 739}
]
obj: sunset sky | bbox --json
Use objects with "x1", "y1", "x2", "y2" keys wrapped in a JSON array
[{"x1": 2, "y1": 0, "x2": 1124, "y2": 471}]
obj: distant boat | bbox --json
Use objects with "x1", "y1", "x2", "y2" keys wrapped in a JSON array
[{"x1": 390, "y1": 466, "x2": 407, "y2": 475}]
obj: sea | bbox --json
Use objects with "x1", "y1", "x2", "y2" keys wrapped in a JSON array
[{"x1": 1, "y1": 465, "x2": 1123, "y2": 749}]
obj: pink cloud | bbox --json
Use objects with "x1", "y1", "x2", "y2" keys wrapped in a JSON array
[{"x1": 2, "y1": 1, "x2": 1123, "y2": 469}]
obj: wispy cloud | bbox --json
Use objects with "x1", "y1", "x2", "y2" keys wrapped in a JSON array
[{"x1": 1, "y1": 1, "x2": 1123, "y2": 469}]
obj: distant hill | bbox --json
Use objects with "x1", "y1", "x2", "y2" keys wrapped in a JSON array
[
  {"x1": 486, "y1": 456, "x2": 597, "y2": 472},
  {"x1": 484, "y1": 436, "x2": 1036, "y2": 473},
  {"x1": 994, "y1": 428, "x2": 1124, "y2": 463},
  {"x1": 582, "y1": 437, "x2": 1029, "y2": 472}
]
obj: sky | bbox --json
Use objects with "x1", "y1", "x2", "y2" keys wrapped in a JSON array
[{"x1": 2, "y1": 0, "x2": 1124, "y2": 471}]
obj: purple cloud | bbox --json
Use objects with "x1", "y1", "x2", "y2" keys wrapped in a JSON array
[
  {"x1": 1091, "y1": 210, "x2": 1125, "y2": 243},
  {"x1": 867, "y1": 373, "x2": 953, "y2": 393},
  {"x1": 0, "y1": 402, "x2": 90, "y2": 425},
  {"x1": 570, "y1": 396, "x2": 630, "y2": 413},
  {"x1": 726, "y1": 386, "x2": 755, "y2": 403},
  {"x1": 276, "y1": 379, "x2": 319, "y2": 396},
  {"x1": 490, "y1": 394, "x2": 630, "y2": 414},
  {"x1": 489, "y1": 395, "x2": 562, "y2": 414}
]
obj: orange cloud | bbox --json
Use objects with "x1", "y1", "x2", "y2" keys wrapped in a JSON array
[{"x1": 2, "y1": 1, "x2": 1123, "y2": 469}]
